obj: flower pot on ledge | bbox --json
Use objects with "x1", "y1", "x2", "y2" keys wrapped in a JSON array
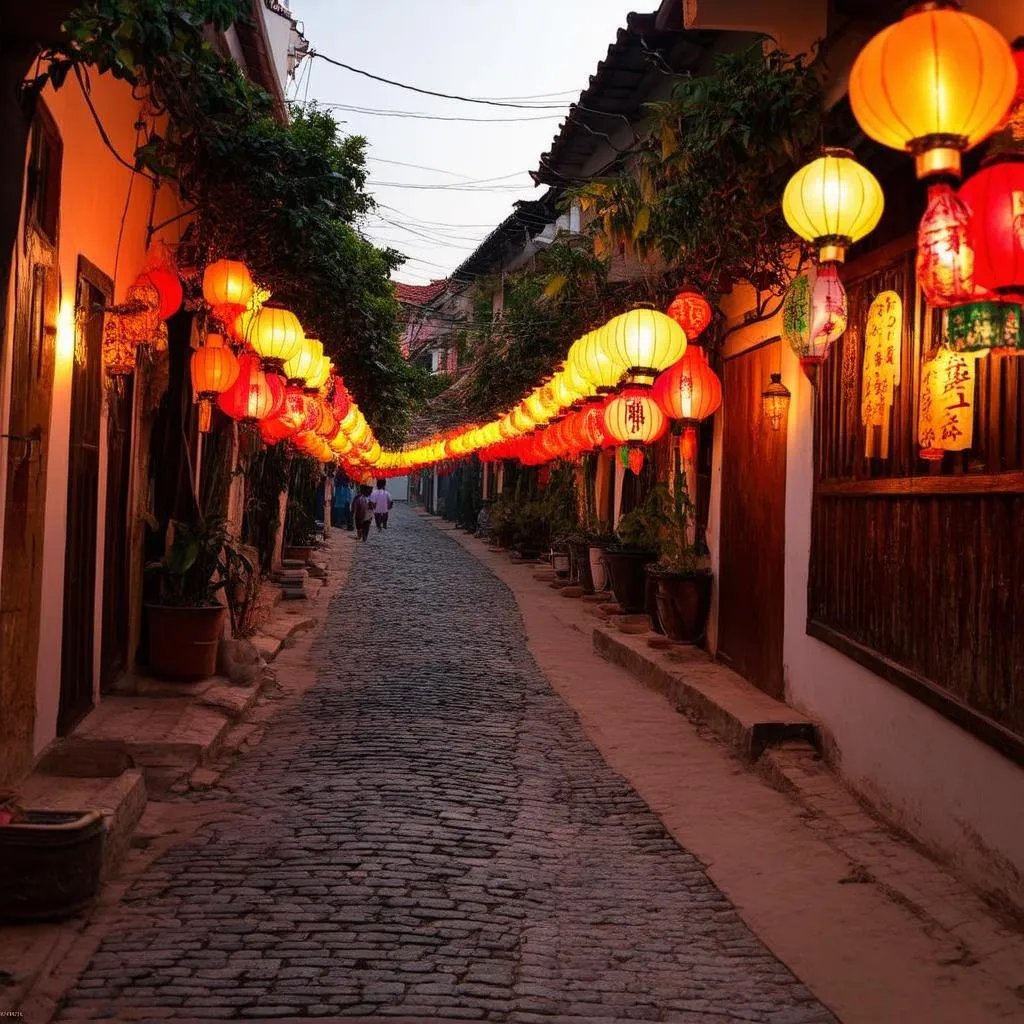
[
  {"x1": 604, "y1": 547, "x2": 657, "y2": 614},
  {"x1": 146, "y1": 603, "x2": 227, "y2": 681},
  {"x1": 654, "y1": 571, "x2": 713, "y2": 645}
]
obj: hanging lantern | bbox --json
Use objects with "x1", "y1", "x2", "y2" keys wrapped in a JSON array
[
  {"x1": 602, "y1": 388, "x2": 667, "y2": 450},
  {"x1": 943, "y1": 300, "x2": 1023, "y2": 357},
  {"x1": 569, "y1": 328, "x2": 623, "y2": 394},
  {"x1": 217, "y1": 353, "x2": 284, "y2": 423},
  {"x1": 917, "y1": 182, "x2": 976, "y2": 307},
  {"x1": 651, "y1": 346, "x2": 722, "y2": 425},
  {"x1": 918, "y1": 345, "x2": 976, "y2": 459},
  {"x1": 283, "y1": 335, "x2": 321, "y2": 386},
  {"x1": 141, "y1": 244, "x2": 183, "y2": 320},
  {"x1": 607, "y1": 308, "x2": 687, "y2": 387},
  {"x1": 782, "y1": 148, "x2": 885, "y2": 262},
  {"x1": 190, "y1": 334, "x2": 240, "y2": 433},
  {"x1": 103, "y1": 316, "x2": 135, "y2": 382},
  {"x1": 762, "y1": 373, "x2": 791, "y2": 431},
  {"x1": 330, "y1": 377, "x2": 352, "y2": 421},
  {"x1": 666, "y1": 291, "x2": 712, "y2": 339},
  {"x1": 119, "y1": 278, "x2": 162, "y2": 345},
  {"x1": 958, "y1": 157, "x2": 1024, "y2": 297},
  {"x1": 782, "y1": 264, "x2": 848, "y2": 383},
  {"x1": 246, "y1": 301, "x2": 303, "y2": 373},
  {"x1": 849, "y1": 2, "x2": 1017, "y2": 179},
  {"x1": 202, "y1": 259, "x2": 254, "y2": 327}
]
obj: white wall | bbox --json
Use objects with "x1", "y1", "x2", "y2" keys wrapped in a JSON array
[{"x1": 388, "y1": 475, "x2": 409, "y2": 502}]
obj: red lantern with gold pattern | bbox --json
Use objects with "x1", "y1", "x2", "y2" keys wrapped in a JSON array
[
  {"x1": 217, "y1": 353, "x2": 284, "y2": 423},
  {"x1": 666, "y1": 291, "x2": 712, "y2": 339},
  {"x1": 959, "y1": 156, "x2": 1024, "y2": 297},
  {"x1": 917, "y1": 181, "x2": 977, "y2": 306}
]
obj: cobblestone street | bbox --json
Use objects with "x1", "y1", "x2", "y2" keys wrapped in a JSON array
[{"x1": 59, "y1": 505, "x2": 833, "y2": 1023}]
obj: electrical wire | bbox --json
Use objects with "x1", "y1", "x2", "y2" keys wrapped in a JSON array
[
  {"x1": 308, "y1": 52, "x2": 570, "y2": 109},
  {"x1": 316, "y1": 102, "x2": 562, "y2": 124}
]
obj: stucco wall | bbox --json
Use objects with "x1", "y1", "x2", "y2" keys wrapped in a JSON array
[
  {"x1": 708, "y1": 290, "x2": 1024, "y2": 909},
  {"x1": 5, "y1": 70, "x2": 185, "y2": 756}
]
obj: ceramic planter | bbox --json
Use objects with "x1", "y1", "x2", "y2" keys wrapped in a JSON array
[
  {"x1": 567, "y1": 539, "x2": 594, "y2": 593},
  {"x1": 0, "y1": 810, "x2": 105, "y2": 922},
  {"x1": 654, "y1": 571, "x2": 713, "y2": 644},
  {"x1": 588, "y1": 545, "x2": 609, "y2": 593},
  {"x1": 604, "y1": 547, "x2": 657, "y2": 614},
  {"x1": 146, "y1": 604, "x2": 227, "y2": 681}
]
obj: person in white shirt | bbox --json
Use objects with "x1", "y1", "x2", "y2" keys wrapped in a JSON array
[{"x1": 370, "y1": 479, "x2": 393, "y2": 531}]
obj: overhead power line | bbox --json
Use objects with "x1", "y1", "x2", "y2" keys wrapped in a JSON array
[
  {"x1": 309, "y1": 52, "x2": 570, "y2": 109},
  {"x1": 317, "y1": 102, "x2": 562, "y2": 124}
]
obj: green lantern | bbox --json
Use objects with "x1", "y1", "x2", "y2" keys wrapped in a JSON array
[{"x1": 943, "y1": 300, "x2": 1023, "y2": 357}]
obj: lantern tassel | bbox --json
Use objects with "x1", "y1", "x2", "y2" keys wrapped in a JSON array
[
  {"x1": 627, "y1": 448, "x2": 645, "y2": 475},
  {"x1": 198, "y1": 397, "x2": 212, "y2": 434}
]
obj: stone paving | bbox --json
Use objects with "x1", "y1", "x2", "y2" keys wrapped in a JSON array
[{"x1": 58, "y1": 506, "x2": 834, "y2": 1023}]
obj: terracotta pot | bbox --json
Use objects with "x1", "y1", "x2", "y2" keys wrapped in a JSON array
[
  {"x1": 0, "y1": 810, "x2": 104, "y2": 922},
  {"x1": 146, "y1": 604, "x2": 227, "y2": 681},
  {"x1": 655, "y1": 572, "x2": 713, "y2": 645},
  {"x1": 604, "y1": 547, "x2": 657, "y2": 614},
  {"x1": 588, "y1": 545, "x2": 609, "y2": 593},
  {"x1": 644, "y1": 566, "x2": 664, "y2": 634}
]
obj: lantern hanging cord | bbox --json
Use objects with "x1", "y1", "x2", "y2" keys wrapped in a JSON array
[{"x1": 308, "y1": 53, "x2": 569, "y2": 110}]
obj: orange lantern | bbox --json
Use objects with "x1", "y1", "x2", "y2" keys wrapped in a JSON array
[
  {"x1": 217, "y1": 353, "x2": 284, "y2": 423},
  {"x1": 652, "y1": 346, "x2": 722, "y2": 425},
  {"x1": 849, "y1": 2, "x2": 1017, "y2": 179},
  {"x1": 917, "y1": 182, "x2": 977, "y2": 307},
  {"x1": 666, "y1": 291, "x2": 712, "y2": 339},
  {"x1": 202, "y1": 259, "x2": 254, "y2": 327},
  {"x1": 191, "y1": 334, "x2": 240, "y2": 433}
]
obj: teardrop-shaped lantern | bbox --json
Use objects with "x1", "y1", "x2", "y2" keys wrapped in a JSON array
[{"x1": 917, "y1": 181, "x2": 976, "y2": 307}]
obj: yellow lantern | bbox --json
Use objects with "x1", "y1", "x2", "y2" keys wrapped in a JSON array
[
  {"x1": 782, "y1": 148, "x2": 885, "y2": 262},
  {"x1": 849, "y1": 2, "x2": 1017, "y2": 179},
  {"x1": 607, "y1": 308, "x2": 686, "y2": 387},
  {"x1": 283, "y1": 335, "x2": 321, "y2": 386},
  {"x1": 510, "y1": 403, "x2": 536, "y2": 433},
  {"x1": 247, "y1": 301, "x2": 303, "y2": 372},
  {"x1": 569, "y1": 328, "x2": 622, "y2": 394}
]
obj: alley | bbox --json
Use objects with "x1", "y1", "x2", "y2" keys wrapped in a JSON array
[{"x1": 58, "y1": 505, "x2": 831, "y2": 1024}]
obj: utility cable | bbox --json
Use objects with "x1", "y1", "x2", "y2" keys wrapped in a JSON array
[{"x1": 316, "y1": 102, "x2": 562, "y2": 123}]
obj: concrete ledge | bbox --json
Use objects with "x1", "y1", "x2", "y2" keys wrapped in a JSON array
[{"x1": 593, "y1": 626, "x2": 817, "y2": 760}]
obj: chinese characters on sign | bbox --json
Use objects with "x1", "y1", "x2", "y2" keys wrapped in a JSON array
[
  {"x1": 918, "y1": 347, "x2": 975, "y2": 462},
  {"x1": 860, "y1": 290, "x2": 903, "y2": 458}
]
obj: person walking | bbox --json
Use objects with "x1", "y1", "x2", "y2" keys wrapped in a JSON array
[
  {"x1": 332, "y1": 474, "x2": 352, "y2": 531},
  {"x1": 370, "y1": 478, "x2": 393, "y2": 532},
  {"x1": 353, "y1": 484, "x2": 374, "y2": 543}
]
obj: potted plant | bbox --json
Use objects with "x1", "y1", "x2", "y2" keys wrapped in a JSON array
[
  {"x1": 649, "y1": 487, "x2": 713, "y2": 644},
  {"x1": 513, "y1": 500, "x2": 550, "y2": 560},
  {"x1": 145, "y1": 516, "x2": 249, "y2": 681},
  {"x1": 0, "y1": 792, "x2": 105, "y2": 922},
  {"x1": 490, "y1": 497, "x2": 517, "y2": 548},
  {"x1": 606, "y1": 486, "x2": 669, "y2": 616},
  {"x1": 568, "y1": 512, "x2": 610, "y2": 594},
  {"x1": 283, "y1": 499, "x2": 316, "y2": 563}
]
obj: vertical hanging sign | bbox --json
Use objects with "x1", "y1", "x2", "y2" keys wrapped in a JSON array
[
  {"x1": 917, "y1": 347, "x2": 975, "y2": 461},
  {"x1": 861, "y1": 290, "x2": 902, "y2": 458}
]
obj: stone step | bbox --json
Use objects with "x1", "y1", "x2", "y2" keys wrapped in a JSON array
[{"x1": 593, "y1": 625, "x2": 817, "y2": 760}]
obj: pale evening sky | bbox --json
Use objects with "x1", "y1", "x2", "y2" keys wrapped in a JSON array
[{"x1": 288, "y1": 1, "x2": 640, "y2": 286}]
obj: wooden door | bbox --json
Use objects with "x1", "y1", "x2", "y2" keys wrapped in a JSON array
[
  {"x1": 718, "y1": 340, "x2": 788, "y2": 699},
  {"x1": 0, "y1": 106, "x2": 61, "y2": 784},
  {"x1": 58, "y1": 263, "x2": 106, "y2": 732}
]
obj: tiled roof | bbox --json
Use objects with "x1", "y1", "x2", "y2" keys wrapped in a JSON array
[{"x1": 393, "y1": 279, "x2": 448, "y2": 306}]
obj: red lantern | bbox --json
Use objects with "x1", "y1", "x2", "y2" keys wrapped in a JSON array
[
  {"x1": 959, "y1": 157, "x2": 1024, "y2": 297},
  {"x1": 667, "y1": 291, "x2": 712, "y2": 339},
  {"x1": 217, "y1": 353, "x2": 284, "y2": 423},
  {"x1": 141, "y1": 266, "x2": 183, "y2": 321},
  {"x1": 652, "y1": 346, "x2": 722, "y2": 425},
  {"x1": 917, "y1": 182, "x2": 977, "y2": 307}
]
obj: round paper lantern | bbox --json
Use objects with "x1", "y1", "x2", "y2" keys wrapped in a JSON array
[
  {"x1": 917, "y1": 182, "x2": 976, "y2": 307},
  {"x1": 652, "y1": 346, "x2": 722, "y2": 424},
  {"x1": 666, "y1": 291, "x2": 712, "y2": 339},
  {"x1": 283, "y1": 336, "x2": 322, "y2": 386},
  {"x1": 217, "y1": 353, "x2": 284, "y2": 423},
  {"x1": 331, "y1": 378, "x2": 352, "y2": 421},
  {"x1": 203, "y1": 259, "x2": 254, "y2": 325},
  {"x1": 782, "y1": 148, "x2": 884, "y2": 262},
  {"x1": 247, "y1": 301, "x2": 303, "y2": 372},
  {"x1": 782, "y1": 264, "x2": 848, "y2": 376},
  {"x1": 141, "y1": 265, "x2": 182, "y2": 320},
  {"x1": 602, "y1": 388, "x2": 667, "y2": 449},
  {"x1": 959, "y1": 157, "x2": 1024, "y2": 296},
  {"x1": 849, "y1": 2, "x2": 1017, "y2": 179},
  {"x1": 569, "y1": 328, "x2": 622, "y2": 394},
  {"x1": 191, "y1": 334, "x2": 240, "y2": 433},
  {"x1": 607, "y1": 308, "x2": 686, "y2": 387},
  {"x1": 762, "y1": 373, "x2": 792, "y2": 431}
]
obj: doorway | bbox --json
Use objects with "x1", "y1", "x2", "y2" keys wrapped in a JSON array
[
  {"x1": 717, "y1": 339, "x2": 788, "y2": 699},
  {"x1": 57, "y1": 260, "x2": 108, "y2": 734}
]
